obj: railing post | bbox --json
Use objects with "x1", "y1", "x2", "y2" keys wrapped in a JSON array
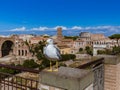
[{"x1": 0, "y1": 74, "x2": 1, "y2": 90}]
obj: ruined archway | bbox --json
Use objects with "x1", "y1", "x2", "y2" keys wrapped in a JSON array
[{"x1": 1, "y1": 40, "x2": 14, "y2": 57}]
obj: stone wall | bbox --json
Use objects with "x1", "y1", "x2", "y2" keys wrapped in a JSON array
[
  {"x1": 75, "y1": 54, "x2": 91, "y2": 59},
  {"x1": 104, "y1": 56, "x2": 120, "y2": 90}
]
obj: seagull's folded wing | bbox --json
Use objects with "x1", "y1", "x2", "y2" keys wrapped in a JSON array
[{"x1": 54, "y1": 45, "x2": 62, "y2": 60}]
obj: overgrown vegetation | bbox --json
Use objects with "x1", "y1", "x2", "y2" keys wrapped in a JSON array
[
  {"x1": 97, "y1": 46, "x2": 120, "y2": 55},
  {"x1": 61, "y1": 54, "x2": 76, "y2": 61},
  {"x1": 64, "y1": 36, "x2": 79, "y2": 41},
  {"x1": 0, "y1": 63, "x2": 21, "y2": 74},
  {"x1": 112, "y1": 46, "x2": 120, "y2": 55},
  {"x1": 85, "y1": 46, "x2": 93, "y2": 55},
  {"x1": 22, "y1": 59, "x2": 39, "y2": 68},
  {"x1": 109, "y1": 34, "x2": 120, "y2": 46},
  {"x1": 97, "y1": 49, "x2": 112, "y2": 55}
]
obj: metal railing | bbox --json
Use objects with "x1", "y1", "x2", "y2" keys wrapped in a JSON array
[{"x1": 0, "y1": 64, "x2": 40, "y2": 90}]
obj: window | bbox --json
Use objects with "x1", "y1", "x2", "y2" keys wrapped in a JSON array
[
  {"x1": 18, "y1": 45, "x2": 21, "y2": 47},
  {"x1": 18, "y1": 50, "x2": 20, "y2": 56},
  {"x1": 25, "y1": 50, "x2": 27, "y2": 56},
  {"x1": 71, "y1": 51, "x2": 73, "y2": 54}
]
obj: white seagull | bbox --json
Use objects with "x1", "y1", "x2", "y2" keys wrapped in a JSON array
[{"x1": 44, "y1": 38, "x2": 62, "y2": 71}]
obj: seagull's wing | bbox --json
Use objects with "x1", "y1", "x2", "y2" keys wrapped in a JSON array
[{"x1": 54, "y1": 45, "x2": 62, "y2": 60}]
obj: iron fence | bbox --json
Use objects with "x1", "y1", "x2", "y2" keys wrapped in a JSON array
[{"x1": 0, "y1": 64, "x2": 40, "y2": 90}]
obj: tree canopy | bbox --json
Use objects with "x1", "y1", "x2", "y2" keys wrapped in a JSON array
[
  {"x1": 85, "y1": 46, "x2": 93, "y2": 56},
  {"x1": 64, "y1": 36, "x2": 79, "y2": 41},
  {"x1": 109, "y1": 34, "x2": 120, "y2": 39}
]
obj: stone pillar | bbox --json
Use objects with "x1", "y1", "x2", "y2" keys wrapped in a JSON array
[
  {"x1": 104, "y1": 56, "x2": 120, "y2": 90},
  {"x1": 13, "y1": 46, "x2": 17, "y2": 56},
  {"x1": 93, "y1": 48, "x2": 97, "y2": 56}
]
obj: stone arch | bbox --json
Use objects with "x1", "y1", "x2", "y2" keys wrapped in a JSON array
[{"x1": 1, "y1": 40, "x2": 14, "y2": 57}]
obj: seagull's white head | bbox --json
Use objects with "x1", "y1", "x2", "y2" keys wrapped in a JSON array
[{"x1": 46, "y1": 38, "x2": 54, "y2": 44}]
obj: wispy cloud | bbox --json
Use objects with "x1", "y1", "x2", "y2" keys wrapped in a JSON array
[
  {"x1": 8, "y1": 25, "x2": 120, "y2": 34},
  {"x1": 10, "y1": 26, "x2": 26, "y2": 31},
  {"x1": 31, "y1": 26, "x2": 48, "y2": 31},
  {"x1": 71, "y1": 26, "x2": 82, "y2": 30},
  {"x1": 31, "y1": 26, "x2": 68, "y2": 31},
  {"x1": 84, "y1": 26, "x2": 114, "y2": 30},
  {"x1": 70, "y1": 26, "x2": 120, "y2": 33}
]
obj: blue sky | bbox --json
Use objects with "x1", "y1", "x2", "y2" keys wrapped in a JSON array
[{"x1": 0, "y1": 0, "x2": 120, "y2": 36}]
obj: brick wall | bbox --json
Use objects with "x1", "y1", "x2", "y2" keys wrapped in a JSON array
[{"x1": 104, "y1": 64, "x2": 117, "y2": 90}]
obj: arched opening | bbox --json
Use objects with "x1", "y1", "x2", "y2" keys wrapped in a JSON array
[
  {"x1": 25, "y1": 50, "x2": 27, "y2": 56},
  {"x1": 1, "y1": 40, "x2": 14, "y2": 57},
  {"x1": 18, "y1": 50, "x2": 20, "y2": 56},
  {"x1": 22, "y1": 50, "x2": 24, "y2": 56}
]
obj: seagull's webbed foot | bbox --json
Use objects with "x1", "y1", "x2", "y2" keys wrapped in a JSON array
[
  {"x1": 47, "y1": 69, "x2": 53, "y2": 72},
  {"x1": 53, "y1": 68, "x2": 58, "y2": 72}
]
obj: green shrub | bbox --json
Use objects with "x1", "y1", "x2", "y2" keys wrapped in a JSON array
[
  {"x1": 61, "y1": 54, "x2": 76, "y2": 61},
  {"x1": 79, "y1": 48, "x2": 83, "y2": 52},
  {"x1": 23, "y1": 59, "x2": 39, "y2": 68}
]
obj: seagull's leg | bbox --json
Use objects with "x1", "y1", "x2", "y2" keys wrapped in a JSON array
[
  {"x1": 48, "y1": 61, "x2": 52, "y2": 72},
  {"x1": 50, "y1": 61, "x2": 52, "y2": 71},
  {"x1": 54, "y1": 61, "x2": 58, "y2": 71}
]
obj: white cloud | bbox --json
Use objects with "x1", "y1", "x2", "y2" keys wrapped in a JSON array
[
  {"x1": 71, "y1": 26, "x2": 82, "y2": 30},
  {"x1": 8, "y1": 25, "x2": 120, "y2": 34},
  {"x1": 82, "y1": 26, "x2": 120, "y2": 32},
  {"x1": 10, "y1": 26, "x2": 26, "y2": 31},
  {"x1": 53, "y1": 26, "x2": 68, "y2": 30},
  {"x1": 31, "y1": 26, "x2": 68, "y2": 31},
  {"x1": 31, "y1": 26, "x2": 48, "y2": 31}
]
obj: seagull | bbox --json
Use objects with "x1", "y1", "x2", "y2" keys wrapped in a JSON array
[{"x1": 43, "y1": 38, "x2": 62, "y2": 71}]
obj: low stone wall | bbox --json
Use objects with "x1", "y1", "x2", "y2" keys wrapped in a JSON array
[
  {"x1": 40, "y1": 67, "x2": 94, "y2": 90},
  {"x1": 75, "y1": 54, "x2": 91, "y2": 59}
]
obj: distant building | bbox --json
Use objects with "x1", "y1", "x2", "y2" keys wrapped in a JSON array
[
  {"x1": 60, "y1": 47, "x2": 71, "y2": 54},
  {"x1": 73, "y1": 39, "x2": 86, "y2": 49},
  {"x1": 0, "y1": 35, "x2": 31, "y2": 57},
  {"x1": 61, "y1": 39, "x2": 74, "y2": 47},
  {"x1": 18, "y1": 34, "x2": 34, "y2": 42},
  {"x1": 57, "y1": 43, "x2": 71, "y2": 54},
  {"x1": 57, "y1": 27, "x2": 63, "y2": 41},
  {"x1": 30, "y1": 36, "x2": 48, "y2": 44},
  {"x1": 91, "y1": 33, "x2": 106, "y2": 40}
]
